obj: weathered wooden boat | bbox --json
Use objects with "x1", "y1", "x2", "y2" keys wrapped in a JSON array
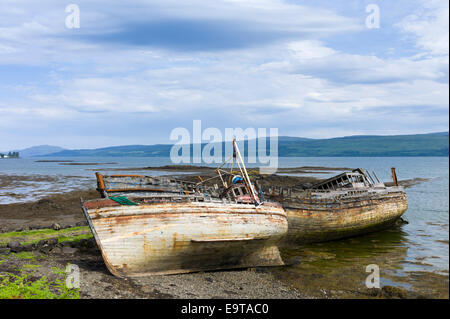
[
  {"x1": 263, "y1": 168, "x2": 408, "y2": 244},
  {"x1": 81, "y1": 141, "x2": 288, "y2": 277}
]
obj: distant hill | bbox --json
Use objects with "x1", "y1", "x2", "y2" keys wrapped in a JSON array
[
  {"x1": 46, "y1": 144, "x2": 172, "y2": 157},
  {"x1": 40, "y1": 132, "x2": 449, "y2": 157},
  {"x1": 277, "y1": 132, "x2": 449, "y2": 156},
  {"x1": 14, "y1": 145, "x2": 66, "y2": 157}
]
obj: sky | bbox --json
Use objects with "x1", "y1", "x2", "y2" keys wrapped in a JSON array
[{"x1": 0, "y1": 0, "x2": 448, "y2": 149}]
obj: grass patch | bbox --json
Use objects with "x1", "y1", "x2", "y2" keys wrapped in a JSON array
[
  {"x1": 0, "y1": 226, "x2": 91, "y2": 246},
  {"x1": 0, "y1": 226, "x2": 88, "y2": 239},
  {"x1": 51, "y1": 266, "x2": 66, "y2": 276},
  {"x1": 0, "y1": 270, "x2": 79, "y2": 299},
  {"x1": 12, "y1": 251, "x2": 36, "y2": 260},
  {"x1": 58, "y1": 233, "x2": 93, "y2": 244},
  {"x1": 22, "y1": 264, "x2": 40, "y2": 270}
]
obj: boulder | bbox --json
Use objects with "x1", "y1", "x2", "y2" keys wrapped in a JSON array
[
  {"x1": 381, "y1": 285, "x2": 407, "y2": 299},
  {"x1": 46, "y1": 238, "x2": 58, "y2": 246},
  {"x1": 39, "y1": 245, "x2": 52, "y2": 254},
  {"x1": 50, "y1": 246, "x2": 63, "y2": 254},
  {"x1": 36, "y1": 239, "x2": 47, "y2": 249},
  {"x1": 7, "y1": 241, "x2": 23, "y2": 253},
  {"x1": 22, "y1": 243, "x2": 35, "y2": 251}
]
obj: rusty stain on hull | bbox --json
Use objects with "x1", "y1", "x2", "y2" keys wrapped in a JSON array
[
  {"x1": 280, "y1": 190, "x2": 408, "y2": 244},
  {"x1": 82, "y1": 200, "x2": 288, "y2": 277},
  {"x1": 262, "y1": 167, "x2": 409, "y2": 244}
]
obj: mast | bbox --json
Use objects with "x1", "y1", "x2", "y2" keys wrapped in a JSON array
[
  {"x1": 195, "y1": 139, "x2": 261, "y2": 205},
  {"x1": 233, "y1": 139, "x2": 259, "y2": 204}
]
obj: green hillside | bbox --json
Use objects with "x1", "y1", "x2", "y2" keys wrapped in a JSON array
[
  {"x1": 277, "y1": 132, "x2": 449, "y2": 156},
  {"x1": 42, "y1": 132, "x2": 449, "y2": 157}
]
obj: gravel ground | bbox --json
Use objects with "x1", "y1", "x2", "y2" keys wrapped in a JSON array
[{"x1": 0, "y1": 246, "x2": 308, "y2": 299}]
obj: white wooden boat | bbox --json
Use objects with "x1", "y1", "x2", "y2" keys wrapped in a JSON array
[
  {"x1": 82, "y1": 195, "x2": 287, "y2": 277},
  {"x1": 81, "y1": 140, "x2": 288, "y2": 277}
]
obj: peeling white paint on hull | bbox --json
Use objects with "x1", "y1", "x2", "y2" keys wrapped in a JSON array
[{"x1": 82, "y1": 200, "x2": 288, "y2": 277}]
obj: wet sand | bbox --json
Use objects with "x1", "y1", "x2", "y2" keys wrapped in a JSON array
[{"x1": 0, "y1": 189, "x2": 98, "y2": 233}]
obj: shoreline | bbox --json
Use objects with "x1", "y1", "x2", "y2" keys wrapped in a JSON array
[{"x1": 0, "y1": 169, "x2": 446, "y2": 299}]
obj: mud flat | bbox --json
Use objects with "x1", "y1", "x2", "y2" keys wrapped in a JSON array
[
  {"x1": 58, "y1": 162, "x2": 118, "y2": 165},
  {"x1": 34, "y1": 160, "x2": 75, "y2": 163},
  {"x1": 0, "y1": 190, "x2": 98, "y2": 232}
]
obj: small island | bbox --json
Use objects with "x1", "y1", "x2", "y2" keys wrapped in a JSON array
[{"x1": 0, "y1": 151, "x2": 19, "y2": 158}]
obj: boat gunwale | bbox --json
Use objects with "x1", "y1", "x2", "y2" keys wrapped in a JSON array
[{"x1": 83, "y1": 201, "x2": 288, "y2": 220}]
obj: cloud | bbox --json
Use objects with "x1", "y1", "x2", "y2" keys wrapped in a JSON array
[
  {"x1": 0, "y1": 0, "x2": 448, "y2": 149},
  {"x1": 397, "y1": 0, "x2": 449, "y2": 56},
  {"x1": 270, "y1": 40, "x2": 449, "y2": 84},
  {"x1": 78, "y1": 20, "x2": 304, "y2": 52},
  {"x1": 0, "y1": 0, "x2": 360, "y2": 65}
]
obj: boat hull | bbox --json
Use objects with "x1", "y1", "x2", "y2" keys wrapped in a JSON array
[
  {"x1": 82, "y1": 200, "x2": 288, "y2": 277},
  {"x1": 282, "y1": 191, "x2": 408, "y2": 244}
]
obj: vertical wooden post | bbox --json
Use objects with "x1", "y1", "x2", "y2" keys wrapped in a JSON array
[
  {"x1": 391, "y1": 167, "x2": 398, "y2": 186},
  {"x1": 96, "y1": 172, "x2": 106, "y2": 191},
  {"x1": 95, "y1": 172, "x2": 108, "y2": 198}
]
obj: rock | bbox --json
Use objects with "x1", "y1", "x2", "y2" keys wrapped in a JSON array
[
  {"x1": 36, "y1": 239, "x2": 47, "y2": 249},
  {"x1": 39, "y1": 245, "x2": 52, "y2": 254},
  {"x1": 50, "y1": 246, "x2": 63, "y2": 254},
  {"x1": 365, "y1": 288, "x2": 381, "y2": 297},
  {"x1": 75, "y1": 221, "x2": 88, "y2": 227},
  {"x1": 30, "y1": 225, "x2": 46, "y2": 230},
  {"x1": 7, "y1": 241, "x2": 23, "y2": 253},
  {"x1": 60, "y1": 241, "x2": 72, "y2": 247},
  {"x1": 395, "y1": 218, "x2": 409, "y2": 225},
  {"x1": 52, "y1": 223, "x2": 61, "y2": 230},
  {"x1": 36, "y1": 238, "x2": 57, "y2": 253},
  {"x1": 381, "y1": 285, "x2": 407, "y2": 299},
  {"x1": 62, "y1": 247, "x2": 78, "y2": 254},
  {"x1": 46, "y1": 238, "x2": 58, "y2": 246},
  {"x1": 22, "y1": 243, "x2": 35, "y2": 251},
  {"x1": 0, "y1": 247, "x2": 11, "y2": 255}
]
